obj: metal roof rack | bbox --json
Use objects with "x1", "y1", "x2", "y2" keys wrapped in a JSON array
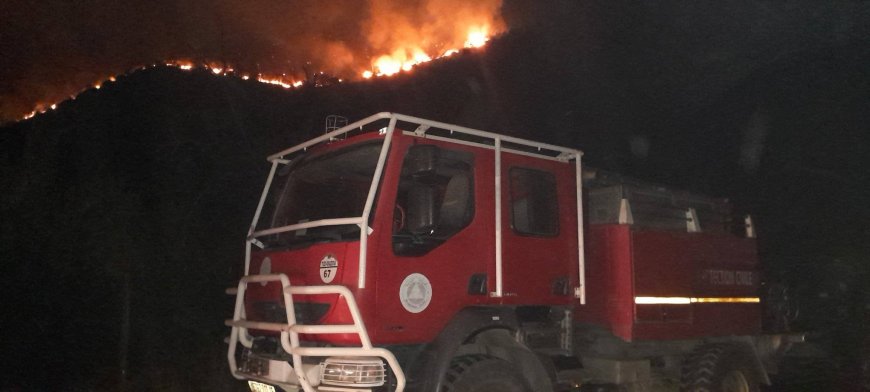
[{"x1": 268, "y1": 112, "x2": 582, "y2": 163}]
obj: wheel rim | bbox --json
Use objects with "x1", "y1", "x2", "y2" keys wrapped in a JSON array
[{"x1": 721, "y1": 370, "x2": 750, "y2": 392}]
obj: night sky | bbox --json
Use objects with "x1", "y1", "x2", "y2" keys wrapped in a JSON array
[{"x1": 1, "y1": 1, "x2": 870, "y2": 390}]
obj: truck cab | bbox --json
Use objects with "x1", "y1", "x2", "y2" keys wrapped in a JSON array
[{"x1": 227, "y1": 113, "x2": 583, "y2": 392}]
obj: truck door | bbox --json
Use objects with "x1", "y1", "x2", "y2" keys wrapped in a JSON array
[
  {"x1": 373, "y1": 140, "x2": 490, "y2": 343},
  {"x1": 500, "y1": 156, "x2": 577, "y2": 304}
]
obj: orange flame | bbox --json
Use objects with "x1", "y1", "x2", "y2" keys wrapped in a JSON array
[
  {"x1": 13, "y1": 0, "x2": 506, "y2": 123},
  {"x1": 464, "y1": 26, "x2": 490, "y2": 48},
  {"x1": 357, "y1": 0, "x2": 504, "y2": 79},
  {"x1": 17, "y1": 2, "x2": 504, "y2": 123},
  {"x1": 361, "y1": 26, "x2": 499, "y2": 78}
]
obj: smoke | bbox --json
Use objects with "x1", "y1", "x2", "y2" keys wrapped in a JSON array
[
  {"x1": 0, "y1": 0, "x2": 504, "y2": 123},
  {"x1": 366, "y1": 0, "x2": 504, "y2": 55}
]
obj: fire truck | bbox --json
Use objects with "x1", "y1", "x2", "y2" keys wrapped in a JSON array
[{"x1": 226, "y1": 113, "x2": 800, "y2": 392}]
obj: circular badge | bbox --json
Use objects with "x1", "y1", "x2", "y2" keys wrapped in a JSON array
[
  {"x1": 319, "y1": 254, "x2": 338, "y2": 283},
  {"x1": 399, "y1": 273, "x2": 432, "y2": 313},
  {"x1": 259, "y1": 257, "x2": 271, "y2": 286}
]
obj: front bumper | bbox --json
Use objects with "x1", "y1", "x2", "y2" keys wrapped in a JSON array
[{"x1": 225, "y1": 273, "x2": 405, "y2": 392}]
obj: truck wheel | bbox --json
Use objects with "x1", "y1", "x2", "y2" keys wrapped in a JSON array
[
  {"x1": 680, "y1": 343, "x2": 759, "y2": 392},
  {"x1": 441, "y1": 354, "x2": 530, "y2": 392}
]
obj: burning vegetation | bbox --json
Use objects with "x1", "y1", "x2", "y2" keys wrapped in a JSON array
[{"x1": 6, "y1": 0, "x2": 505, "y2": 123}]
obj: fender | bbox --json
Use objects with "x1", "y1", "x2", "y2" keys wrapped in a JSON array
[
  {"x1": 403, "y1": 306, "x2": 551, "y2": 392},
  {"x1": 404, "y1": 306, "x2": 517, "y2": 391}
]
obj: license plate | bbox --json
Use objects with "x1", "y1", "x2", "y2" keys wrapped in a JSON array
[{"x1": 247, "y1": 381, "x2": 276, "y2": 392}]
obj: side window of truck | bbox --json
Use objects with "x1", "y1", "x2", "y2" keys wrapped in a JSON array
[
  {"x1": 510, "y1": 167, "x2": 559, "y2": 236},
  {"x1": 392, "y1": 145, "x2": 474, "y2": 256}
]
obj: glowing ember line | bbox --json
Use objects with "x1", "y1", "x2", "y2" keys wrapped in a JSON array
[
  {"x1": 18, "y1": 61, "x2": 310, "y2": 122},
  {"x1": 256, "y1": 76, "x2": 305, "y2": 89},
  {"x1": 18, "y1": 24, "x2": 499, "y2": 122}
]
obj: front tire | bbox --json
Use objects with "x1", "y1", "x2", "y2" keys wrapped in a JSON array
[
  {"x1": 680, "y1": 343, "x2": 760, "y2": 392},
  {"x1": 441, "y1": 354, "x2": 530, "y2": 392}
]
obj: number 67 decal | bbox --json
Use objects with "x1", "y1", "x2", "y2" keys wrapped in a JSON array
[{"x1": 319, "y1": 254, "x2": 338, "y2": 283}]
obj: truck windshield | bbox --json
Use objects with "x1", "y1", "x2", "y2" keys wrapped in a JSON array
[{"x1": 256, "y1": 140, "x2": 384, "y2": 248}]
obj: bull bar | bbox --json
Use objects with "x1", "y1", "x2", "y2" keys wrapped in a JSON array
[{"x1": 226, "y1": 273, "x2": 406, "y2": 392}]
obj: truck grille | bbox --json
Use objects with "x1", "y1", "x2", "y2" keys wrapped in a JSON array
[{"x1": 252, "y1": 301, "x2": 329, "y2": 325}]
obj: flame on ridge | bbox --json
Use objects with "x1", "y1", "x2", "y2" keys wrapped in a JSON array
[
  {"x1": 17, "y1": 18, "x2": 502, "y2": 122},
  {"x1": 19, "y1": 60, "x2": 314, "y2": 121},
  {"x1": 361, "y1": 25, "x2": 496, "y2": 79},
  {"x1": 12, "y1": 0, "x2": 506, "y2": 123},
  {"x1": 166, "y1": 60, "x2": 306, "y2": 89}
]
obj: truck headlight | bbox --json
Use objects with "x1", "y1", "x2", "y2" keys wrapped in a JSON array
[{"x1": 320, "y1": 357, "x2": 386, "y2": 387}]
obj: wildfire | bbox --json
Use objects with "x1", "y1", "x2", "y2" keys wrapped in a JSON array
[
  {"x1": 361, "y1": 26, "x2": 496, "y2": 79},
  {"x1": 10, "y1": 0, "x2": 508, "y2": 123},
  {"x1": 464, "y1": 27, "x2": 490, "y2": 48},
  {"x1": 256, "y1": 76, "x2": 304, "y2": 89},
  {"x1": 16, "y1": 19, "x2": 503, "y2": 122}
]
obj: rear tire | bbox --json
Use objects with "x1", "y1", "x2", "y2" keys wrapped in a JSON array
[
  {"x1": 680, "y1": 343, "x2": 760, "y2": 392},
  {"x1": 441, "y1": 354, "x2": 530, "y2": 392}
]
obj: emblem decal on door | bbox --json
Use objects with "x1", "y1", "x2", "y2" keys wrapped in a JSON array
[
  {"x1": 400, "y1": 273, "x2": 432, "y2": 313},
  {"x1": 319, "y1": 254, "x2": 338, "y2": 283}
]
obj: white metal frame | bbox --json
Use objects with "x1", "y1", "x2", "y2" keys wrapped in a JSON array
[
  {"x1": 244, "y1": 112, "x2": 585, "y2": 298},
  {"x1": 226, "y1": 273, "x2": 405, "y2": 392},
  {"x1": 230, "y1": 112, "x2": 586, "y2": 390},
  {"x1": 245, "y1": 112, "x2": 397, "y2": 288},
  {"x1": 389, "y1": 113, "x2": 585, "y2": 300}
]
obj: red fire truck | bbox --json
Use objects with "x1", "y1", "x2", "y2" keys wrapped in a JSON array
[{"x1": 226, "y1": 113, "x2": 799, "y2": 392}]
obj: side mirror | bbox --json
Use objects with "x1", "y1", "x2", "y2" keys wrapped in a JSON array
[
  {"x1": 406, "y1": 185, "x2": 437, "y2": 235},
  {"x1": 404, "y1": 145, "x2": 439, "y2": 175}
]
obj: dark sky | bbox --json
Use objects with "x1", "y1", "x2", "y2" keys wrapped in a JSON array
[
  {"x1": 3, "y1": 1, "x2": 869, "y2": 123},
  {"x1": 505, "y1": 2, "x2": 868, "y2": 112}
]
